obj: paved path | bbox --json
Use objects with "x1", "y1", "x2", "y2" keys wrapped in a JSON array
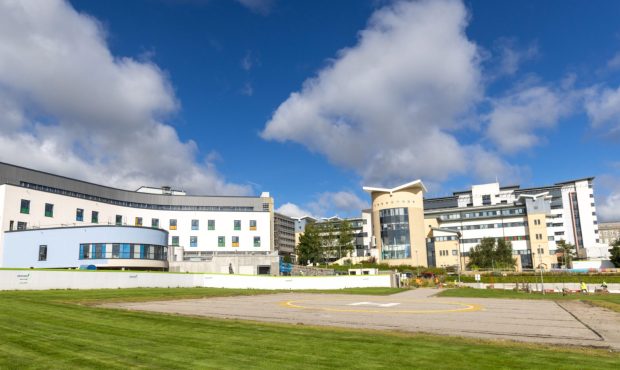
[{"x1": 104, "y1": 289, "x2": 620, "y2": 349}]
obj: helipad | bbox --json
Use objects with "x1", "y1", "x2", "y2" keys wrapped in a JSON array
[{"x1": 106, "y1": 289, "x2": 619, "y2": 349}]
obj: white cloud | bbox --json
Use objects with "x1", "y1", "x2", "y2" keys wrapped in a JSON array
[
  {"x1": 595, "y1": 174, "x2": 620, "y2": 222},
  {"x1": 241, "y1": 82, "x2": 254, "y2": 96},
  {"x1": 585, "y1": 85, "x2": 620, "y2": 138},
  {"x1": 276, "y1": 202, "x2": 313, "y2": 219},
  {"x1": 276, "y1": 191, "x2": 369, "y2": 219},
  {"x1": 241, "y1": 51, "x2": 253, "y2": 71},
  {"x1": 235, "y1": 0, "x2": 274, "y2": 15},
  {"x1": 607, "y1": 52, "x2": 620, "y2": 70},
  {"x1": 494, "y1": 39, "x2": 538, "y2": 77},
  {"x1": 0, "y1": 0, "x2": 250, "y2": 195},
  {"x1": 262, "y1": 0, "x2": 499, "y2": 187},
  {"x1": 598, "y1": 191, "x2": 620, "y2": 222},
  {"x1": 486, "y1": 85, "x2": 576, "y2": 153}
]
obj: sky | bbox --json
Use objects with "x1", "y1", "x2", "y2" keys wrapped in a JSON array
[{"x1": 0, "y1": 0, "x2": 619, "y2": 221}]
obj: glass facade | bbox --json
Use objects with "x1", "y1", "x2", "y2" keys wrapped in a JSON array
[
  {"x1": 379, "y1": 207, "x2": 411, "y2": 260},
  {"x1": 80, "y1": 243, "x2": 167, "y2": 260}
]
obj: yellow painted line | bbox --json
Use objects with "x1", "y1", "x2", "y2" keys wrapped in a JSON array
[{"x1": 279, "y1": 299, "x2": 482, "y2": 314}]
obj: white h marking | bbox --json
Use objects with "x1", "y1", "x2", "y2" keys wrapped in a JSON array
[{"x1": 348, "y1": 301, "x2": 400, "y2": 308}]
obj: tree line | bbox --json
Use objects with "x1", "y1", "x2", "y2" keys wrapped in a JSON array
[{"x1": 296, "y1": 220, "x2": 355, "y2": 265}]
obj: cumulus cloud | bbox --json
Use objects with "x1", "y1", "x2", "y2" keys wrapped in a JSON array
[
  {"x1": 276, "y1": 191, "x2": 369, "y2": 219},
  {"x1": 585, "y1": 85, "x2": 620, "y2": 139},
  {"x1": 493, "y1": 39, "x2": 538, "y2": 77},
  {"x1": 261, "y1": 0, "x2": 517, "y2": 187},
  {"x1": 486, "y1": 84, "x2": 577, "y2": 153},
  {"x1": 595, "y1": 174, "x2": 620, "y2": 222},
  {"x1": 276, "y1": 202, "x2": 313, "y2": 219},
  {"x1": 0, "y1": 0, "x2": 250, "y2": 195}
]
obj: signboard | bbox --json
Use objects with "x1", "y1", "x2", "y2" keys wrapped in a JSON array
[{"x1": 475, "y1": 274, "x2": 481, "y2": 282}]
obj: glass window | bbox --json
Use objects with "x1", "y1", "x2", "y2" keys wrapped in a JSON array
[
  {"x1": 234, "y1": 220, "x2": 241, "y2": 231},
  {"x1": 190, "y1": 236, "x2": 198, "y2": 248},
  {"x1": 171, "y1": 236, "x2": 179, "y2": 246},
  {"x1": 152, "y1": 218, "x2": 159, "y2": 228},
  {"x1": 452, "y1": 250, "x2": 458, "y2": 256},
  {"x1": 115, "y1": 215, "x2": 123, "y2": 226},
  {"x1": 79, "y1": 244, "x2": 90, "y2": 259},
  {"x1": 379, "y1": 208, "x2": 411, "y2": 260},
  {"x1": 44, "y1": 203, "x2": 54, "y2": 217},
  {"x1": 93, "y1": 244, "x2": 106, "y2": 259},
  {"x1": 232, "y1": 236, "x2": 239, "y2": 247},
  {"x1": 76, "y1": 208, "x2": 84, "y2": 222},
  {"x1": 191, "y1": 219, "x2": 199, "y2": 230},
  {"x1": 38, "y1": 245, "x2": 47, "y2": 261},
  {"x1": 253, "y1": 236, "x2": 261, "y2": 247},
  {"x1": 169, "y1": 219, "x2": 177, "y2": 230},
  {"x1": 250, "y1": 220, "x2": 257, "y2": 230},
  {"x1": 135, "y1": 217, "x2": 143, "y2": 226},
  {"x1": 20, "y1": 199, "x2": 30, "y2": 214},
  {"x1": 17, "y1": 221, "x2": 27, "y2": 230},
  {"x1": 91, "y1": 211, "x2": 99, "y2": 224},
  {"x1": 218, "y1": 236, "x2": 225, "y2": 247},
  {"x1": 112, "y1": 244, "x2": 120, "y2": 258},
  {"x1": 120, "y1": 243, "x2": 131, "y2": 259},
  {"x1": 208, "y1": 220, "x2": 215, "y2": 230}
]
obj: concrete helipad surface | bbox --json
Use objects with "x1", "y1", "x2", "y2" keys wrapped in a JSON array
[{"x1": 105, "y1": 289, "x2": 620, "y2": 349}]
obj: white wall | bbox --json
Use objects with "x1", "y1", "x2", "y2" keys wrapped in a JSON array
[
  {"x1": 1, "y1": 185, "x2": 271, "y2": 263},
  {"x1": 0, "y1": 270, "x2": 392, "y2": 291},
  {"x1": 202, "y1": 274, "x2": 392, "y2": 290}
]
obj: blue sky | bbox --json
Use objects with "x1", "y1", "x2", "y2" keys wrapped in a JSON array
[{"x1": 0, "y1": 0, "x2": 619, "y2": 220}]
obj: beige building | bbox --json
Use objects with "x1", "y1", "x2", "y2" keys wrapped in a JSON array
[
  {"x1": 599, "y1": 222, "x2": 620, "y2": 246},
  {"x1": 363, "y1": 181, "x2": 428, "y2": 267}
]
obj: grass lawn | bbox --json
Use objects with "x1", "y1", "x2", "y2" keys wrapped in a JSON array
[
  {"x1": 0, "y1": 288, "x2": 617, "y2": 369},
  {"x1": 439, "y1": 287, "x2": 620, "y2": 312},
  {"x1": 457, "y1": 275, "x2": 620, "y2": 284}
]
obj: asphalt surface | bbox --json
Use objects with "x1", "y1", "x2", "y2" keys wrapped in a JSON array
[{"x1": 105, "y1": 289, "x2": 620, "y2": 349}]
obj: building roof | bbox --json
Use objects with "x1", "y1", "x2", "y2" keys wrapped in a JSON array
[{"x1": 363, "y1": 179, "x2": 427, "y2": 194}]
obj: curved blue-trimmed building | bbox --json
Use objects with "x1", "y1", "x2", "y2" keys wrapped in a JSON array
[{"x1": 3, "y1": 225, "x2": 169, "y2": 270}]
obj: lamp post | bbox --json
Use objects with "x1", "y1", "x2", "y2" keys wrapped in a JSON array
[{"x1": 538, "y1": 248, "x2": 545, "y2": 295}]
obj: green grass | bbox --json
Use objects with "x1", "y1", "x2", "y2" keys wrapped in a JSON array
[
  {"x1": 458, "y1": 274, "x2": 620, "y2": 284},
  {"x1": 439, "y1": 287, "x2": 620, "y2": 312},
  {"x1": 0, "y1": 288, "x2": 618, "y2": 369}
]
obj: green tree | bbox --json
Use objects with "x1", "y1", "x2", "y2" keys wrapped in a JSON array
[
  {"x1": 495, "y1": 239, "x2": 515, "y2": 269},
  {"x1": 467, "y1": 237, "x2": 496, "y2": 269},
  {"x1": 609, "y1": 239, "x2": 620, "y2": 268},
  {"x1": 337, "y1": 220, "x2": 355, "y2": 259},
  {"x1": 555, "y1": 239, "x2": 576, "y2": 269},
  {"x1": 296, "y1": 223, "x2": 322, "y2": 266},
  {"x1": 467, "y1": 237, "x2": 516, "y2": 270}
]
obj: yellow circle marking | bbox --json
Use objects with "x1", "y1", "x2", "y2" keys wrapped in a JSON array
[{"x1": 280, "y1": 299, "x2": 482, "y2": 314}]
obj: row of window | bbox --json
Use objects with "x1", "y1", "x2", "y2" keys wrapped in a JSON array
[
  {"x1": 20, "y1": 199, "x2": 260, "y2": 232},
  {"x1": 437, "y1": 249, "x2": 458, "y2": 256},
  {"x1": 438, "y1": 208, "x2": 526, "y2": 221},
  {"x1": 140, "y1": 218, "x2": 257, "y2": 231},
  {"x1": 170, "y1": 236, "x2": 261, "y2": 248},
  {"x1": 461, "y1": 235, "x2": 530, "y2": 244},
  {"x1": 452, "y1": 221, "x2": 528, "y2": 231},
  {"x1": 20, "y1": 199, "x2": 56, "y2": 218},
  {"x1": 433, "y1": 236, "x2": 458, "y2": 242},
  {"x1": 20, "y1": 182, "x2": 259, "y2": 212},
  {"x1": 79, "y1": 243, "x2": 168, "y2": 260}
]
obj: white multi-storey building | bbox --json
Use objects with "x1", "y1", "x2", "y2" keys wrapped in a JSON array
[
  {"x1": 0, "y1": 162, "x2": 274, "y2": 270},
  {"x1": 424, "y1": 178, "x2": 606, "y2": 269}
]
